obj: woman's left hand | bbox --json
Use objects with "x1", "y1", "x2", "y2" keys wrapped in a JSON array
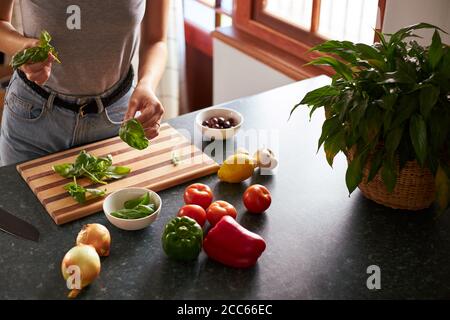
[{"x1": 124, "y1": 83, "x2": 165, "y2": 139}]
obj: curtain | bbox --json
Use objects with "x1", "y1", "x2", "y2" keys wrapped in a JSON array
[{"x1": 155, "y1": 0, "x2": 186, "y2": 120}]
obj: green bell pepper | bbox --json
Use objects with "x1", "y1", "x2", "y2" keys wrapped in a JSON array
[{"x1": 161, "y1": 216, "x2": 203, "y2": 261}]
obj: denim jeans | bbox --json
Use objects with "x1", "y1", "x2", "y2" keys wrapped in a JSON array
[{"x1": 0, "y1": 71, "x2": 132, "y2": 166}]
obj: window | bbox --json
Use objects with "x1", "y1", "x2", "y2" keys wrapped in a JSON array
[
  {"x1": 260, "y1": 0, "x2": 380, "y2": 44},
  {"x1": 183, "y1": 0, "x2": 234, "y2": 57},
  {"x1": 234, "y1": 0, "x2": 386, "y2": 61},
  {"x1": 184, "y1": 0, "x2": 233, "y2": 32}
]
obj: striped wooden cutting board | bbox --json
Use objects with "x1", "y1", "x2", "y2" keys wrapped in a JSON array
[{"x1": 16, "y1": 123, "x2": 220, "y2": 225}]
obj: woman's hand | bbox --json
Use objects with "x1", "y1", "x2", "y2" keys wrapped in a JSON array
[
  {"x1": 19, "y1": 39, "x2": 55, "y2": 86},
  {"x1": 124, "y1": 83, "x2": 164, "y2": 140}
]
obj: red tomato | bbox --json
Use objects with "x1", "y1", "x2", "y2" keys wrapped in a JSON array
[
  {"x1": 206, "y1": 201, "x2": 238, "y2": 226},
  {"x1": 177, "y1": 205, "x2": 207, "y2": 227},
  {"x1": 243, "y1": 185, "x2": 271, "y2": 214},
  {"x1": 184, "y1": 183, "x2": 214, "y2": 209}
]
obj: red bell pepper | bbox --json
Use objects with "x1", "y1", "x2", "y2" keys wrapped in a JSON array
[{"x1": 203, "y1": 216, "x2": 266, "y2": 268}]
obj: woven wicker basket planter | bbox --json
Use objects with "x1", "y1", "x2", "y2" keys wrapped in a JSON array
[{"x1": 348, "y1": 150, "x2": 436, "y2": 211}]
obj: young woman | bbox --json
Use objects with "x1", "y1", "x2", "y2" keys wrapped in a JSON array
[{"x1": 0, "y1": 0, "x2": 168, "y2": 166}]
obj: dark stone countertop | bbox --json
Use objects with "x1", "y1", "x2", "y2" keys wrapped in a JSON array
[{"x1": 1, "y1": 76, "x2": 450, "y2": 299}]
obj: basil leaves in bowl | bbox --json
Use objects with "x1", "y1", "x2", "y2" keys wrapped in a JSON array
[{"x1": 103, "y1": 188, "x2": 161, "y2": 230}]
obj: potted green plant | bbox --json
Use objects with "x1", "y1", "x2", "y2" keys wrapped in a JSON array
[{"x1": 291, "y1": 23, "x2": 450, "y2": 211}]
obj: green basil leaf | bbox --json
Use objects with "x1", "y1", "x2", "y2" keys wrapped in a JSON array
[
  {"x1": 10, "y1": 30, "x2": 61, "y2": 69},
  {"x1": 64, "y1": 182, "x2": 87, "y2": 204},
  {"x1": 54, "y1": 150, "x2": 130, "y2": 184},
  {"x1": 52, "y1": 163, "x2": 75, "y2": 178},
  {"x1": 124, "y1": 192, "x2": 150, "y2": 209},
  {"x1": 119, "y1": 119, "x2": 150, "y2": 150},
  {"x1": 409, "y1": 114, "x2": 427, "y2": 166},
  {"x1": 110, "y1": 203, "x2": 155, "y2": 220}
]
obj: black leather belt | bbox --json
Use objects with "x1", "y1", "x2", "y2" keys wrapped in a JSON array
[{"x1": 17, "y1": 67, "x2": 134, "y2": 115}]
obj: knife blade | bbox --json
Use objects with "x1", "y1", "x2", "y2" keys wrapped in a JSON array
[{"x1": 0, "y1": 207, "x2": 39, "y2": 242}]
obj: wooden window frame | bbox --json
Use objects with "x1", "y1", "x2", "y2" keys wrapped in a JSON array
[
  {"x1": 252, "y1": 0, "x2": 325, "y2": 48},
  {"x1": 184, "y1": 0, "x2": 233, "y2": 57},
  {"x1": 234, "y1": 0, "x2": 387, "y2": 62}
]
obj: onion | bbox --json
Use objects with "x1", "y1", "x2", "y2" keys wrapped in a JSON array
[
  {"x1": 61, "y1": 245, "x2": 101, "y2": 298},
  {"x1": 76, "y1": 223, "x2": 111, "y2": 257}
]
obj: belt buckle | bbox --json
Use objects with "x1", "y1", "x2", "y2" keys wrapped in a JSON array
[{"x1": 79, "y1": 103, "x2": 88, "y2": 117}]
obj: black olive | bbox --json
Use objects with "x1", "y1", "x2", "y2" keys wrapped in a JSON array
[
  {"x1": 202, "y1": 121, "x2": 209, "y2": 127},
  {"x1": 223, "y1": 121, "x2": 231, "y2": 128},
  {"x1": 210, "y1": 117, "x2": 219, "y2": 124},
  {"x1": 218, "y1": 117, "x2": 225, "y2": 125}
]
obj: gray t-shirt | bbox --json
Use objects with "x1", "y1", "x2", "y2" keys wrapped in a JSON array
[{"x1": 20, "y1": 0, "x2": 145, "y2": 96}]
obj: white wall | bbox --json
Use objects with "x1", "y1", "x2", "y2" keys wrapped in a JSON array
[
  {"x1": 383, "y1": 0, "x2": 450, "y2": 44},
  {"x1": 213, "y1": 38, "x2": 294, "y2": 105}
]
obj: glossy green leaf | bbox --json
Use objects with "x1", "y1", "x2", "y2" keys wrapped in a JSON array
[
  {"x1": 10, "y1": 30, "x2": 61, "y2": 69},
  {"x1": 324, "y1": 130, "x2": 345, "y2": 167},
  {"x1": 409, "y1": 114, "x2": 427, "y2": 166},
  {"x1": 291, "y1": 85, "x2": 340, "y2": 120},
  {"x1": 119, "y1": 119, "x2": 150, "y2": 150},
  {"x1": 381, "y1": 156, "x2": 397, "y2": 193},
  {"x1": 385, "y1": 126, "x2": 404, "y2": 155},
  {"x1": 419, "y1": 85, "x2": 440, "y2": 118},
  {"x1": 54, "y1": 150, "x2": 131, "y2": 185},
  {"x1": 367, "y1": 150, "x2": 384, "y2": 183},
  {"x1": 345, "y1": 152, "x2": 365, "y2": 195},
  {"x1": 64, "y1": 178, "x2": 106, "y2": 204},
  {"x1": 391, "y1": 95, "x2": 418, "y2": 128},
  {"x1": 355, "y1": 43, "x2": 384, "y2": 61},
  {"x1": 317, "y1": 116, "x2": 341, "y2": 152},
  {"x1": 307, "y1": 57, "x2": 353, "y2": 81},
  {"x1": 124, "y1": 192, "x2": 150, "y2": 210},
  {"x1": 429, "y1": 30, "x2": 444, "y2": 70},
  {"x1": 388, "y1": 23, "x2": 446, "y2": 46}
]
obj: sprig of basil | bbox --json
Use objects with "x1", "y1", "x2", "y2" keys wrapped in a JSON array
[
  {"x1": 53, "y1": 150, "x2": 131, "y2": 184},
  {"x1": 64, "y1": 178, "x2": 106, "y2": 204},
  {"x1": 10, "y1": 30, "x2": 61, "y2": 69}
]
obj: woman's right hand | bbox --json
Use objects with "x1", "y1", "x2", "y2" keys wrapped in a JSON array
[{"x1": 18, "y1": 39, "x2": 54, "y2": 86}]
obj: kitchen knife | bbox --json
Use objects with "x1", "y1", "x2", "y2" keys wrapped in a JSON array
[{"x1": 0, "y1": 207, "x2": 39, "y2": 242}]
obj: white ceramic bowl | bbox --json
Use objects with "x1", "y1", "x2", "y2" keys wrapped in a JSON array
[
  {"x1": 103, "y1": 188, "x2": 161, "y2": 231},
  {"x1": 195, "y1": 107, "x2": 243, "y2": 140}
]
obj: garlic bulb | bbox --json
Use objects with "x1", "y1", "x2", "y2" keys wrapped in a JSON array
[{"x1": 254, "y1": 148, "x2": 278, "y2": 170}]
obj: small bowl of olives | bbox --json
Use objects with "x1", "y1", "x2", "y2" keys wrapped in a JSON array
[{"x1": 195, "y1": 107, "x2": 243, "y2": 140}]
